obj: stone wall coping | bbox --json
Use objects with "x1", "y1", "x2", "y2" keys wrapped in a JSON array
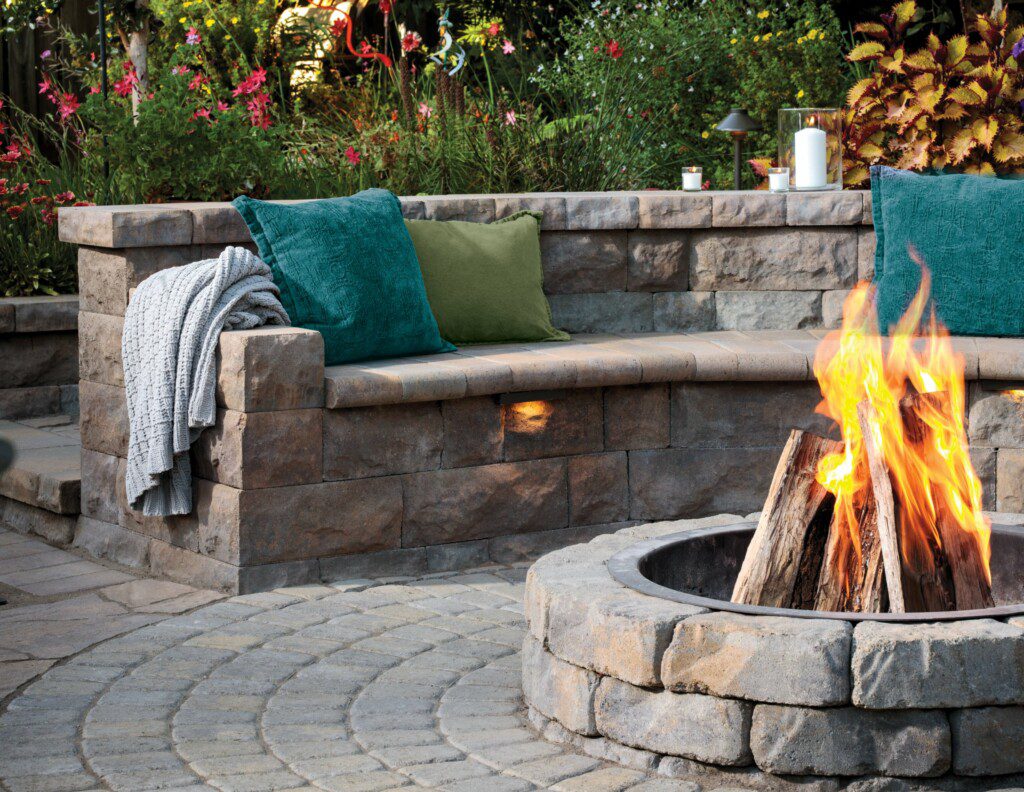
[
  {"x1": 0, "y1": 294, "x2": 79, "y2": 334},
  {"x1": 322, "y1": 329, "x2": 1017, "y2": 409},
  {"x1": 58, "y1": 190, "x2": 872, "y2": 247}
]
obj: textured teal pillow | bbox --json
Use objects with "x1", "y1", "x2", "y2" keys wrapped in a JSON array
[
  {"x1": 233, "y1": 190, "x2": 454, "y2": 365},
  {"x1": 872, "y1": 165, "x2": 1024, "y2": 336}
]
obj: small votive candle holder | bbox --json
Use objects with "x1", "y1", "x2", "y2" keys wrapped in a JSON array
[
  {"x1": 682, "y1": 167, "x2": 702, "y2": 191},
  {"x1": 768, "y1": 167, "x2": 790, "y2": 193}
]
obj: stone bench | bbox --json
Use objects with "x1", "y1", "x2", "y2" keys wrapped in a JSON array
[{"x1": 57, "y1": 192, "x2": 1024, "y2": 593}]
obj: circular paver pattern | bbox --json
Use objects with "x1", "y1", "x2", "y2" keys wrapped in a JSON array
[{"x1": 1, "y1": 562, "x2": 1017, "y2": 792}]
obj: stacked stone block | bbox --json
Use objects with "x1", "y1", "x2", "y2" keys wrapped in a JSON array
[
  {"x1": 59, "y1": 192, "x2": 1024, "y2": 593},
  {"x1": 524, "y1": 516, "x2": 1024, "y2": 783},
  {"x1": 0, "y1": 295, "x2": 79, "y2": 418}
]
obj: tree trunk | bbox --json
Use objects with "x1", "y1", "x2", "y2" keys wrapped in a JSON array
[{"x1": 127, "y1": 20, "x2": 148, "y2": 119}]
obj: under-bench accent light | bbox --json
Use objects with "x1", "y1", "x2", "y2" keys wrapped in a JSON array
[{"x1": 495, "y1": 389, "x2": 568, "y2": 405}]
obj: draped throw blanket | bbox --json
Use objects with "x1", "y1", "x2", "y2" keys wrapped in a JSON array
[{"x1": 123, "y1": 246, "x2": 289, "y2": 516}]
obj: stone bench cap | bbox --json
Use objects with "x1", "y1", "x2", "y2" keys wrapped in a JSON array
[
  {"x1": 0, "y1": 295, "x2": 79, "y2": 334},
  {"x1": 58, "y1": 190, "x2": 872, "y2": 247},
  {"x1": 321, "y1": 330, "x2": 1017, "y2": 409}
]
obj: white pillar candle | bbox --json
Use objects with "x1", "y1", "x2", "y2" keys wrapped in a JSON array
[
  {"x1": 682, "y1": 168, "x2": 702, "y2": 191},
  {"x1": 794, "y1": 122, "x2": 827, "y2": 189}
]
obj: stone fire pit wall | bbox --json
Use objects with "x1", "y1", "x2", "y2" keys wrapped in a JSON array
[
  {"x1": 57, "y1": 191, "x2": 1024, "y2": 593},
  {"x1": 524, "y1": 514, "x2": 1024, "y2": 784}
]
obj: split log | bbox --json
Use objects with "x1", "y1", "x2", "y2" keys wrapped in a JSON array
[
  {"x1": 732, "y1": 430, "x2": 841, "y2": 609},
  {"x1": 813, "y1": 401, "x2": 903, "y2": 614},
  {"x1": 898, "y1": 392, "x2": 994, "y2": 611}
]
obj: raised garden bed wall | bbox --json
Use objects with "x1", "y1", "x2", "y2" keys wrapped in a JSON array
[
  {"x1": 57, "y1": 191, "x2": 1024, "y2": 593},
  {"x1": 0, "y1": 295, "x2": 79, "y2": 419}
]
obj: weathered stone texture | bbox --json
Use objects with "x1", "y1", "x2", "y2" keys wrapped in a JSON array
[
  {"x1": 216, "y1": 326, "x2": 324, "y2": 412},
  {"x1": 786, "y1": 191, "x2": 863, "y2": 226},
  {"x1": 59, "y1": 205, "x2": 194, "y2": 248},
  {"x1": 857, "y1": 228, "x2": 877, "y2": 282},
  {"x1": 493, "y1": 194, "x2": 567, "y2": 230},
  {"x1": 652, "y1": 292, "x2": 716, "y2": 333},
  {"x1": 80, "y1": 449, "x2": 121, "y2": 525},
  {"x1": 548, "y1": 588, "x2": 702, "y2": 687},
  {"x1": 998, "y1": 448, "x2": 1024, "y2": 512},
  {"x1": 852, "y1": 619, "x2": 1024, "y2": 708},
  {"x1": 148, "y1": 536, "x2": 239, "y2": 592},
  {"x1": 421, "y1": 195, "x2": 495, "y2": 223},
  {"x1": 971, "y1": 445, "x2": 997, "y2": 510},
  {"x1": 690, "y1": 229, "x2": 856, "y2": 291},
  {"x1": 626, "y1": 231, "x2": 689, "y2": 291},
  {"x1": 540, "y1": 232, "x2": 627, "y2": 293},
  {"x1": 194, "y1": 408, "x2": 324, "y2": 488},
  {"x1": 402, "y1": 459, "x2": 568, "y2": 546},
  {"x1": 7, "y1": 295, "x2": 78, "y2": 332},
  {"x1": 323, "y1": 402, "x2": 440, "y2": 479},
  {"x1": 629, "y1": 447, "x2": 779, "y2": 520},
  {"x1": 238, "y1": 477, "x2": 403, "y2": 564},
  {"x1": 73, "y1": 515, "x2": 150, "y2": 569},
  {"x1": 821, "y1": 290, "x2": 850, "y2": 329},
  {"x1": 969, "y1": 385, "x2": 1024, "y2": 448},
  {"x1": 78, "y1": 247, "x2": 193, "y2": 315},
  {"x1": 750, "y1": 705, "x2": 950, "y2": 777},
  {"x1": 78, "y1": 380, "x2": 129, "y2": 458},
  {"x1": 569, "y1": 453, "x2": 628, "y2": 526},
  {"x1": 442, "y1": 397, "x2": 503, "y2": 468},
  {"x1": 636, "y1": 192, "x2": 712, "y2": 229},
  {"x1": 522, "y1": 635, "x2": 599, "y2": 735},
  {"x1": 661, "y1": 613, "x2": 852, "y2": 706},
  {"x1": 0, "y1": 386, "x2": 61, "y2": 420},
  {"x1": 715, "y1": 290, "x2": 821, "y2": 331},
  {"x1": 711, "y1": 193, "x2": 785, "y2": 228},
  {"x1": 0, "y1": 332, "x2": 78, "y2": 387},
  {"x1": 548, "y1": 293, "x2": 653, "y2": 334},
  {"x1": 671, "y1": 381, "x2": 829, "y2": 449},
  {"x1": 949, "y1": 706, "x2": 1024, "y2": 776},
  {"x1": 78, "y1": 311, "x2": 125, "y2": 387},
  {"x1": 503, "y1": 389, "x2": 603, "y2": 461},
  {"x1": 566, "y1": 194, "x2": 638, "y2": 231},
  {"x1": 604, "y1": 384, "x2": 669, "y2": 451},
  {"x1": 594, "y1": 676, "x2": 752, "y2": 765}
]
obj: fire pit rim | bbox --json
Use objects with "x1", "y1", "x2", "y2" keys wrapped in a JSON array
[{"x1": 607, "y1": 520, "x2": 1024, "y2": 623}]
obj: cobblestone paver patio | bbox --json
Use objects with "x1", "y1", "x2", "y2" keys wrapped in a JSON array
[{"x1": 0, "y1": 534, "x2": 723, "y2": 792}]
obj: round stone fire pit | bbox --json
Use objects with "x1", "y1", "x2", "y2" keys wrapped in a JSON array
[{"x1": 523, "y1": 514, "x2": 1024, "y2": 788}]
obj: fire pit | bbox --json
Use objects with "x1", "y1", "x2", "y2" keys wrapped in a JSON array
[{"x1": 523, "y1": 514, "x2": 1024, "y2": 786}]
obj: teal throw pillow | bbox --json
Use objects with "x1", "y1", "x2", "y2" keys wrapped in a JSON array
[
  {"x1": 233, "y1": 190, "x2": 454, "y2": 365},
  {"x1": 872, "y1": 165, "x2": 1024, "y2": 336}
]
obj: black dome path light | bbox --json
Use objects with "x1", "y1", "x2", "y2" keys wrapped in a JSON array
[{"x1": 717, "y1": 107, "x2": 761, "y2": 190}]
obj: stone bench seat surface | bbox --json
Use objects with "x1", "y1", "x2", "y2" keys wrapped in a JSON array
[
  {"x1": 324, "y1": 330, "x2": 1021, "y2": 409},
  {"x1": 58, "y1": 190, "x2": 873, "y2": 247}
]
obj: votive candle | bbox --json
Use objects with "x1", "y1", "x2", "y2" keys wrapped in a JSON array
[
  {"x1": 682, "y1": 167, "x2": 702, "y2": 191},
  {"x1": 768, "y1": 167, "x2": 790, "y2": 193}
]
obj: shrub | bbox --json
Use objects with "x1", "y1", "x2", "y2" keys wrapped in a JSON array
[
  {"x1": 538, "y1": 0, "x2": 852, "y2": 188},
  {"x1": 843, "y1": 0, "x2": 1024, "y2": 186}
]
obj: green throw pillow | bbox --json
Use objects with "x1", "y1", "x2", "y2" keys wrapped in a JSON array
[
  {"x1": 405, "y1": 211, "x2": 569, "y2": 345},
  {"x1": 233, "y1": 190, "x2": 454, "y2": 365},
  {"x1": 872, "y1": 165, "x2": 1024, "y2": 336}
]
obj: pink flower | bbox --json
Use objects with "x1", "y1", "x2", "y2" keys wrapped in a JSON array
[
  {"x1": 38, "y1": 74, "x2": 53, "y2": 96},
  {"x1": 330, "y1": 17, "x2": 346, "y2": 37},
  {"x1": 113, "y1": 66, "x2": 138, "y2": 98},
  {"x1": 188, "y1": 73, "x2": 209, "y2": 91},
  {"x1": 171, "y1": 65, "x2": 192, "y2": 76},
  {"x1": 606, "y1": 39, "x2": 623, "y2": 58},
  {"x1": 233, "y1": 67, "x2": 267, "y2": 97},
  {"x1": 501, "y1": 39, "x2": 515, "y2": 55},
  {"x1": 185, "y1": 27, "x2": 202, "y2": 45},
  {"x1": 192, "y1": 107, "x2": 212, "y2": 120},
  {"x1": 55, "y1": 92, "x2": 79, "y2": 121},
  {"x1": 503, "y1": 109, "x2": 516, "y2": 126},
  {"x1": 39, "y1": 49, "x2": 51, "y2": 60},
  {"x1": 217, "y1": 100, "x2": 229, "y2": 111},
  {"x1": 418, "y1": 102, "x2": 432, "y2": 118},
  {"x1": 379, "y1": 0, "x2": 392, "y2": 13},
  {"x1": 89, "y1": 85, "x2": 101, "y2": 94},
  {"x1": 344, "y1": 146, "x2": 361, "y2": 166},
  {"x1": 487, "y1": 22, "x2": 501, "y2": 37},
  {"x1": 246, "y1": 91, "x2": 271, "y2": 129},
  {"x1": 7, "y1": 205, "x2": 24, "y2": 219},
  {"x1": 54, "y1": 191, "x2": 75, "y2": 203},
  {"x1": 401, "y1": 31, "x2": 422, "y2": 52}
]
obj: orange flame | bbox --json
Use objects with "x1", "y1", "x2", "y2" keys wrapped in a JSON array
[{"x1": 813, "y1": 263, "x2": 991, "y2": 597}]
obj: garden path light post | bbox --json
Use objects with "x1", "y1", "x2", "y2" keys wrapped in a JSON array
[{"x1": 716, "y1": 108, "x2": 760, "y2": 190}]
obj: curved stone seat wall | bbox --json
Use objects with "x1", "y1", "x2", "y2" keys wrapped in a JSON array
[{"x1": 55, "y1": 192, "x2": 1024, "y2": 593}]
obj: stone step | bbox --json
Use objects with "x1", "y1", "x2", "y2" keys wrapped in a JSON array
[{"x1": 0, "y1": 419, "x2": 81, "y2": 516}]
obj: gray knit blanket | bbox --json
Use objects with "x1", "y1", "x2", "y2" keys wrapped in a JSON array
[{"x1": 123, "y1": 246, "x2": 289, "y2": 516}]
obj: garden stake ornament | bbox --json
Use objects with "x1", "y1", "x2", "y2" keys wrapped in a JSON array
[
  {"x1": 429, "y1": 9, "x2": 466, "y2": 76},
  {"x1": 307, "y1": 0, "x2": 392, "y2": 68}
]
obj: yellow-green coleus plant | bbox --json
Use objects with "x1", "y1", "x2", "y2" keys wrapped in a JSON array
[{"x1": 842, "y1": 0, "x2": 1024, "y2": 186}]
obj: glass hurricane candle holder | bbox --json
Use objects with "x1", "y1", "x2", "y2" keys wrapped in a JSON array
[
  {"x1": 778, "y1": 108, "x2": 842, "y2": 191},
  {"x1": 681, "y1": 166, "x2": 702, "y2": 191}
]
